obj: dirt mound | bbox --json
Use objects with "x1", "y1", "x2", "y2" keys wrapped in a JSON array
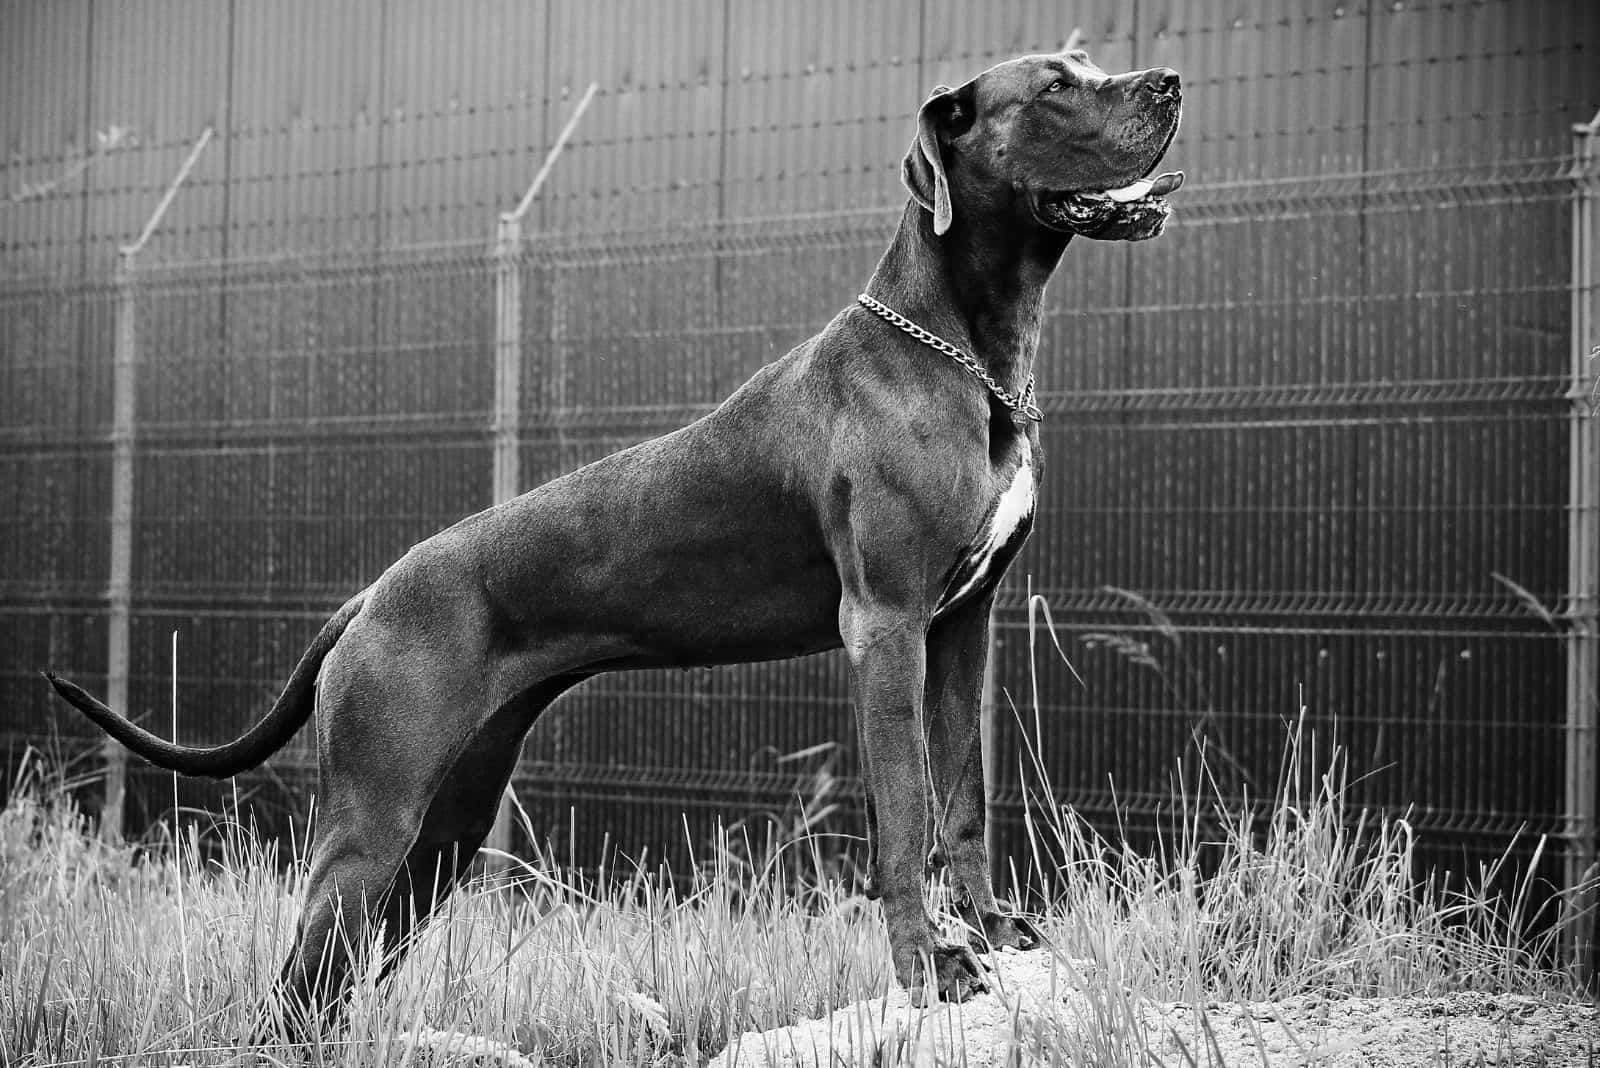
[{"x1": 711, "y1": 951, "x2": 1598, "y2": 1067}]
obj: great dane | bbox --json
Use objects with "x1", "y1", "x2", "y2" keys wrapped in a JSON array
[{"x1": 47, "y1": 47, "x2": 1181, "y2": 1024}]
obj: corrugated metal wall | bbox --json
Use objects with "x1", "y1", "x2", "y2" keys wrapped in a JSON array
[
  {"x1": 6, "y1": 2, "x2": 1594, "y2": 248},
  {"x1": 2, "y1": 1, "x2": 1596, "y2": 886}
]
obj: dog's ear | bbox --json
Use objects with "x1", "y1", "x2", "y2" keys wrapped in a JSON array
[{"x1": 901, "y1": 82, "x2": 974, "y2": 236}]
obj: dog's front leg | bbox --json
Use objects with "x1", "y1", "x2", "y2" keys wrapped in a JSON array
[
  {"x1": 840, "y1": 599, "x2": 987, "y2": 1004},
  {"x1": 925, "y1": 593, "x2": 1042, "y2": 954}
]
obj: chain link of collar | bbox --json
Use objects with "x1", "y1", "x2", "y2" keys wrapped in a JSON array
[{"x1": 856, "y1": 292, "x2": 1044, "y2": 423}]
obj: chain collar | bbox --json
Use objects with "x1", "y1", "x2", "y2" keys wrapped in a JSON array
[{"x1": 856, "y1": 293, "x2": 1044, "y2": 424}]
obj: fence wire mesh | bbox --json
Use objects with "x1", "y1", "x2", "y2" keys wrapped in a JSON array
[{"x1": 0, "y1": 153, "x2": 1592, "y2": 903}]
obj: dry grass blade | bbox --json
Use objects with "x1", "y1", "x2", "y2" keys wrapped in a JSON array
[
  {"x1": 1102, "y1": 584, "x2": 1181, "y2": 644},
  {"x1": 1489, "y1": 570, "x2": 1556, "y2": 627}
]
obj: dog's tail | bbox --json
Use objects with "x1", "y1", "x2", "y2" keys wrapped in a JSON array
[{"x1": 43, "y1": 593, "x2": 366, "y2": 780}]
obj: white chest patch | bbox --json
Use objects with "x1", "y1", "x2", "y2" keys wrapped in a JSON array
[{"x1": 936, "y1": 437, "x2": 1036, "y2": 615}]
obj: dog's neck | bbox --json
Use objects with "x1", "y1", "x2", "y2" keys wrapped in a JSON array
[{"x1": 865, "y1": 201, "x2": 1069, "y2": 405}]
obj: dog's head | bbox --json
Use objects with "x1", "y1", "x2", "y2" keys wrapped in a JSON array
[{"x1": 902, "y1": 47, "x2": 1183, "y2": 242}]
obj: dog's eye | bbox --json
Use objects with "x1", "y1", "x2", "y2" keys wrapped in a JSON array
[{"x1": 1043, "y1": 80, "x2": 1064, "y2": 94}]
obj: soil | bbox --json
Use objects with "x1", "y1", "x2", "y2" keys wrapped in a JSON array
[{"x1": 710, "y1": 951, "x2": 1600, "y2": 1067}]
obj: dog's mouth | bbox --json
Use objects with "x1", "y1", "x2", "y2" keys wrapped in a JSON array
[{"x1": 1035, "y1": 169, "x2": 1186, "y2": 240}]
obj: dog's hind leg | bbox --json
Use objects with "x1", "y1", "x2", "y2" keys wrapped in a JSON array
[
  {"x1": 265, "y1": 633, "x2": 498, "y2": 1038},
  {"x1": 375, "y1": 674, "x2": 589, "y2": 968},
  {"x1": 267, "y1": 790, "x2": 426, "y2": 1039}
]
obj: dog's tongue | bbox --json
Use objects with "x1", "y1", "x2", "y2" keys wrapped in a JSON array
[{"x1": 1105, "y1": 170, "x2": 1185, "y2": 202}]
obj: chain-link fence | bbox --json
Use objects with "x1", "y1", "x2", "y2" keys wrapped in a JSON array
[{"x1": 3, "y1": 144, "x2": 1596, "y2": 955}]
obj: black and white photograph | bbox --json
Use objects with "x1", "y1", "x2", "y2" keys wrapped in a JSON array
[{"x1": 2, "y1": 2, "x2": 1598, "y2": 1063}]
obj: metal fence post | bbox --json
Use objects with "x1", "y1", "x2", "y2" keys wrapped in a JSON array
[
  {"x1": 102, "y1": 248, "x2": 137, "y2": 841},
  {"x1": 492, "y1": 217, "x2": 523, "y2": 525},
  {"x1": 1566, "y1": 109, "x2": 1600, "y2": 985},
  {"x1": 485, "y1": 213, "x2": 524, "y2": 863},
  {"x1": 484, "y1": 83, "x2": 599, "y2": 864},
  {"x1": 97, "y1": 126, "x2": 213, "y2": 841}
]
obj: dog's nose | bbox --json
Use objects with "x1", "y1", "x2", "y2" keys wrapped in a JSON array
[{"x1": 1142, "y1": 68, "x2": 1181, "y2": 99}]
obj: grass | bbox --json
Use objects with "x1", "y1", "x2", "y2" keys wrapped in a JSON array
[
  {"x1": 2, "y1": 755, "x2": 893, "y2": 1065},
  {"x1": 2, "y1": 611, "x2": 1593, "y2": 1066}
]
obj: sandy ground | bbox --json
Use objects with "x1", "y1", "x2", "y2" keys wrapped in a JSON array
[{"x1": 710, "y1": 952, "x2": 1600, "y2": 1068}]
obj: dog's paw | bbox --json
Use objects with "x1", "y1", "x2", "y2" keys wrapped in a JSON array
[
  {"x1": 968, "y1": 910, "x2": 1044, "y2": 954},
  {"x1": 909, "y1": 943, "x2": 989, "y2": 1006}
]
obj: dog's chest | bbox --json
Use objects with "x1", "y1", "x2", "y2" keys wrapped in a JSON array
[{"x1": 935, "y1": 437, "x2": 1037, "y2": 615}]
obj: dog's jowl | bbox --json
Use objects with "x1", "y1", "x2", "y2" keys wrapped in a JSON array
[{"x1": 46, "y1": 46, "x2": 1181, "y2": 1030}]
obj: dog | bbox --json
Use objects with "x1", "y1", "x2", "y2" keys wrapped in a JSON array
[{"x1": 47, "y1": 45, "x2": 1181, "y2": 1026}]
